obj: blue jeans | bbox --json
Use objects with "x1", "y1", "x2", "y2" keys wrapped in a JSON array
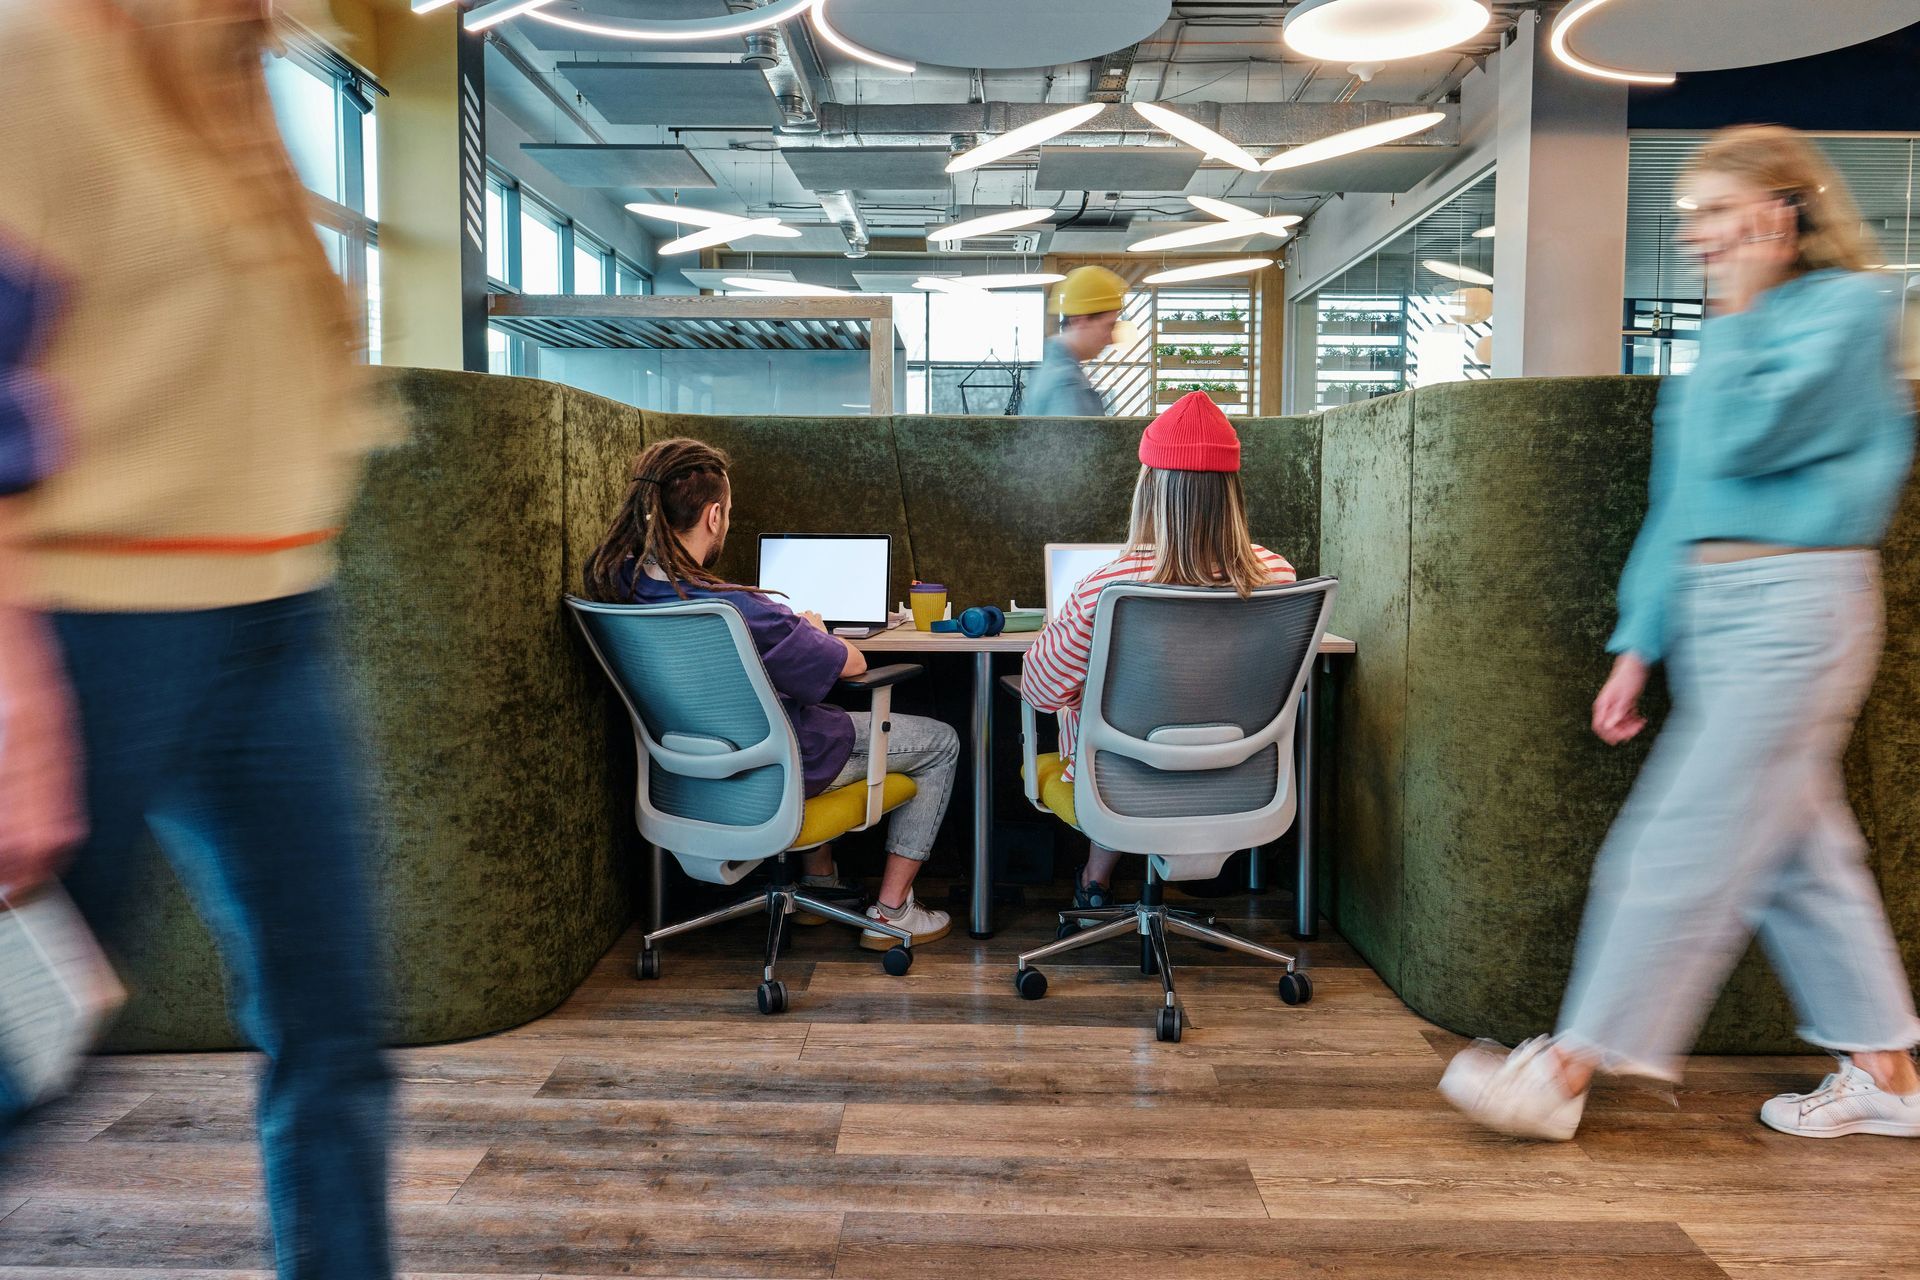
[
  {"x1": 1560, "y1": 552, "x2": 1920, "y2": 1079},
  {"x1": 3, "y1": 590, "x2": 392, "y2": 1280}
]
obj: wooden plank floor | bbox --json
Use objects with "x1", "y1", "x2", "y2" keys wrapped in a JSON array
[{"x1": 0, "y1": 881, "x2": 1908, "y2": 1278}]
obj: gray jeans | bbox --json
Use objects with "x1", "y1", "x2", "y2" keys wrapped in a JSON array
[
  {"x1": 826, "y1": 712, "x2": 960, "y2": 862},
  {"x1": 1560, "y1": 551, "x2": 1920, "y2": 1080}
]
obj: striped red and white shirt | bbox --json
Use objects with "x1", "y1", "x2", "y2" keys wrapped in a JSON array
[{"x1": 1021, "y1": 545, "x2": 1297, "y2": 781}]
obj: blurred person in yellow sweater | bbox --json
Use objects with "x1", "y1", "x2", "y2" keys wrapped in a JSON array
[{"x1": 0, "y1": 1, "x2": 397, "y2": 1275}]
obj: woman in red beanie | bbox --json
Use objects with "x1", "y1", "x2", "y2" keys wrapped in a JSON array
[{"x1": 1020, "y1": 392, "x2": 1297, "y2": 911}]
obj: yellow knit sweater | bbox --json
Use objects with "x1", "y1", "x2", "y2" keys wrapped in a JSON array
[{"x1": 0, "y1": 0, "x2": 397, "y2": 612}]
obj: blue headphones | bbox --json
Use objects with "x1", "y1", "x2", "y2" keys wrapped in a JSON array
[{"x1": 931, "y1": 605, "x2": 1005, "y2": 638}]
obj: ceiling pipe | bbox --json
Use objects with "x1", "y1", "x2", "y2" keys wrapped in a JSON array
[
  {"x1": 817, "y1": 188, "x2": 871, "y2": 257},
  {"x1": 731, "y1": 0, "x2": 820, "y2": 134},
  {"x1": 811, "y1": 100, "x2": 1458, "y2": 149}
]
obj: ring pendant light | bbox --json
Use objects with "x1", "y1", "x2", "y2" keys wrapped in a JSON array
[
  {"x1": 1143, "y1": 258, "x2": 1274, "y2": 285},
  {"x1": 1549, "y1": 0, "x2": 1678, "y2": 85},
  {"x1": 947, "y1": 104, "x2": 1107, "y2": 174},
  {"x1": 1132, "y1": 103, "x2": 1262, "y2": 173},
  {"x1": 1128, "y1": 215, "x2": 1300, "y2": 254},
  {"x1": 1261, "y1": 111, "x2": 1447, "y2": 172}
]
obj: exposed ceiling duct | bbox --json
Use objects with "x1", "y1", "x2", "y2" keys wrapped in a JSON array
[
  {"x1": 732, "y1": 0, "x2": 823, "y2": 134},
  {"x1": 809, "y1": 101, "x2": 1459, "y2": 151},
  {"x1": 817, "y1": 188, "x2": 872, "y2": 257}
]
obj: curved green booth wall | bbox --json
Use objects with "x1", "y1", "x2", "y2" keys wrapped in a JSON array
[{"x1": 102, "y1": 368, "x2": 1917, "y2": 1056}]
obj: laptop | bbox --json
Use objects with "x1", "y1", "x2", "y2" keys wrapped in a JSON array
[
  {"x1": 757, "y1": 533, "x2": 892, "y2": 636},
  {"x1": 1044, "y1": 542, "x2": 1126, "y2": 618}
]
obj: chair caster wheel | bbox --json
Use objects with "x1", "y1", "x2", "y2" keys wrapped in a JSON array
[
  {"x1": 882, "y1": 945, "x2": 913, "y2": 977},
  {"x1": 1278, "y1": 971, "x2": 1313, "y2": 1005},
  {"x1": 1015, "y1": 968, "x2": 1048, "y2": 1000},
  {"x1": 756, "y1": 980, "x2": 788, "y2": 1015},
  {"x1": 1055, "y1": 919, "x2": 1080, "y2": 941},
  {"x1": 1156, "y1": 1006, "x2": 1183, "y2": 1042},
  {"x1": 637, "y1": 950, "x2": 660, "y2": 980}
]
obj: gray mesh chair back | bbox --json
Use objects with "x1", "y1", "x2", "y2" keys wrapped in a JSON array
[
  {"x1": 1075, "y1": 578, "x2": 1336, "y2": 874},
  {"x1": 567, "y1": 597, "x2": 805, "y2": 883}
]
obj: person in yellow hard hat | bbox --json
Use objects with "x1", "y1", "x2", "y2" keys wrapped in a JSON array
[{"x1": 1026, "y1": 265, "x2": 1131, "y2": 416}]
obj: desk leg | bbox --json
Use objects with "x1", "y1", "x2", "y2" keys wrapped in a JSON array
[
  {"x1": 969, "y1": 650, "x2": 995, "y2": 938},
  {"x1": 1293, "y1": 662, "x2": 1319, "y2": 942}
]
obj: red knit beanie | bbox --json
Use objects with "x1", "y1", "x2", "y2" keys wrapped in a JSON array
[{"x1": 1138, "y1": 391, "x2": 1241, "y2": 472}]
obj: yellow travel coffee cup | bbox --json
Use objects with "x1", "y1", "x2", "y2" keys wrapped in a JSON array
[{"x1": 910, "y1": 581, "x2": 948, "y2": 632}]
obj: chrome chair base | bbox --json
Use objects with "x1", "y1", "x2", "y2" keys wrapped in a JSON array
[
  {"x1": 637, "y1": 861, "x2": 914, "y2": 1013},
  {"x1": 1013, "y1": 894, "x2": 1304, "y2": 1042}
]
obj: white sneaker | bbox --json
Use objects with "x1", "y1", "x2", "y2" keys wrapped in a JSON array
[
  {"x1": 1438, "y1": 1036, "x2": 1589, "y2": 1141},
  {"x1": 860, "y1": 891, "x2": 952, "y2": 951},
  {"x1": 1759, "y1": 1060, "x2": 1920, "y2": 1139}
]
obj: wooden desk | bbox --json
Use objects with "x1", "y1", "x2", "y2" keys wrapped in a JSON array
[{"x1": 852, "y1": 625, "x2": 1354, "y2": 939}]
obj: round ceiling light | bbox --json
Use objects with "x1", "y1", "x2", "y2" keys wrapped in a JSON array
[
  {"x1": 1128, "y1": 215, "x2": 1300, "y2": 254},
  {"x1": 1282, "y1": 0, "x2": 1491, "y2": 63},
  {"x1": 722, "y1": 277, "x2": 853, "y2": 297},
  {"x1": 1261, "y1": 111, "x2": 1447, "y2": 173},
  {"x1": 1422, "y1": 258, "x2": 1494, "y2": 285},
  {"x1": 462, "y1": 0, "x2": 818, "y2": 40},
  {"x1": 925, "y1": 208, "x2": 1055, "y2": 244},
  {"x1": 660, "y1": 218, "x2": 792, "y2": 256}
]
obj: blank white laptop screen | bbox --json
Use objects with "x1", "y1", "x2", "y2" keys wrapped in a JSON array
[
  {"x1": 758, "y1": 534, "x2": 891, "y2": 627},
  {"x1": 1045, "y1": 543, "x2": 1126, "y2": 618}
]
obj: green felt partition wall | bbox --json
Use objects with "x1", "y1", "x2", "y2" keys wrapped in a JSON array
[
  {"x1": 102, "y1": 371, "x2": 637, "y2": 1051},
  {"x1": 101, "y1": 368, "x2": 1914, "y2": 1057},
  {"x1": 1318, "y1": 376, "x2": 1920, "y2": 1053}
]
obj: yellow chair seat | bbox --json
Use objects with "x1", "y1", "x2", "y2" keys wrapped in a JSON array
[
  {"x1": 793, "y1": 772, "x2": 917, "y2": 849},
  {"x1": 1025, "y1": 752, "x2": 1078, "y2": 829}
]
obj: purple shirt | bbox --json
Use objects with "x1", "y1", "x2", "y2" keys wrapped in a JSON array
[
  {"x1": 622, "y1": 563, "x2": 854, "y2": 797},
  {"x1": 0, "y1": 243, "x2": 61, "y2": 497}
]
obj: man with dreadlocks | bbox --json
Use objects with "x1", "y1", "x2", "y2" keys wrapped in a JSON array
[{"x1": 584, "y1": 438, "x2": 959, "y2": 950}]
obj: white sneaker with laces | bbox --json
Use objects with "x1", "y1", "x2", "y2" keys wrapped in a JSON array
[
  {"x1": 1438, "y1": 1036, "x2": 1589, "y2": 1141},
  {"x1": 1759, "y1": 1060, "x2": 1920, "y2": 1139},
  {"x1": 860, "y1": 891, "x2": 951, "y2": 951}
]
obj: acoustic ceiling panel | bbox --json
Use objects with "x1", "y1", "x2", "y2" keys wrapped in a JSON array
[
  {"x1": 1254, "y1": 146, "x2": 1459, "y2": 196},
  {"x1": 830, "y1": 0, "x2": 1170, "y2": 70},
  {"x1": 1035, "y1": 146, "x2": 1203, "y2": 193},
  {"x1": 558, "y1": 62, "x2": 779, "y2": 128},
  {"x1": 516, "y1": 0, "x2": 746, "y2": 55},
  {"x1": 523, "y1": 145, "x2": 717, "y2": 190},
  {"x1": 1565, "y1": 0, "x2": 1915, "y2": 74},
  {"x1": 780, "y1": 147, "x2": 956, "y2": 193}
]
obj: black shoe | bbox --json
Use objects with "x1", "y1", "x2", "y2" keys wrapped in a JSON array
[
  {"x1": 1071, "y1": 870, "x2": 1115, "y2": 925},
  {"x1": 794, "y1": 868, "x2": 869, "y2": 925}
]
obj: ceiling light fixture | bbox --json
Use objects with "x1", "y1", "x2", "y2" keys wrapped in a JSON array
[
  {"x1": 660, "y1": 217, "x2": 791, "y2": 255},
  {"x1": 1422, "y1": 258, "x2": 1494, "y2": 285},
  {"x1": 1548, "y1": 0, "x2": 1677, "y2": 85},
  {"x1": 1187, "y1": 195, "x2": 1261, "y2": 222},
  {"x1": 1143, "y1": 257, "x2": 1274, "y2": 285},
  {"x1": 1128, "y1": 215, "x2": 1300, "y2": 253},
  {"x1": 504, "y1": 0, "x2": 818, "y2": 41},
  {"x1": 410, "y1": 0, "x2": 460, "y2": 12},
  {"x1": 1472, "y1": 225, "x2": 1495, "y2": 238},
  {"x1": 1674, "y1": 195, "x2": 1698, "y2": 211},
  {"x1": 914, "y1": 277, "x2": 987, "y2": 294},
  {"x1": 1261, "y1": 111, "x2": 1447, "y2": 172},
  {"x1": 722, "y1": 277, "x2": 852, "y2": 296},
  {"x1": 464, "y1": 0, "x2": 553, "y2": 33},
  {"x1": 1132, "y1": 103, "x2": 1262, "y2": 173},
  {"x1": 1283, "y1": 0, "x2": 1491, "y2": 63},
  {"x1": 925, "y1": 208, "x2": 1055, "y2": 243},
  {"x1": 947, "y1": 103, "x2": 1107, "y2": 174},
  {"x1": 960, "y1": 272, "x2": 1068, "y2": 289},
  {"x1": 626, "y1": 203, "x2": 802, "y2": 238},
  {"x1": 812, "y1": 0, "x2": 917, "y2": 73}
]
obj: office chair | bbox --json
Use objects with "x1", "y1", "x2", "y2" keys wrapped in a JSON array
[
  {"x1": 567, "y1": 596, "x2": 922, "y2": 1015},
  {"x1": 1009, "y1": 578, "x2": 1337, "y2": 1041}
]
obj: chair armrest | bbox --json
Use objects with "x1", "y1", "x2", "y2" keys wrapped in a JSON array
[
  {"x1": 997, "y1": 673, "x2": 1024, "y2": 699},
  {"x1": 838, "y1": 663, "x2": 925, "y2": 692}
]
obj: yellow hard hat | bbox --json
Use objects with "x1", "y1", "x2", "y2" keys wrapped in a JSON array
[{"x1": 1051, "y1": 265, "x2": 1128, "y2": 317}]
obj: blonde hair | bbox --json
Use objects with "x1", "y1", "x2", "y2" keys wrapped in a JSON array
[
  {"x1": 1688, "y1": 125, "x2": 1874, "y2": 276},
  {"x1": 1125, "y1": 465, "x2": 1271, "y2": 598}
]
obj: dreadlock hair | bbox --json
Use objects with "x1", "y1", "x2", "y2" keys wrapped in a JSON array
[{"x1": 583, "y1": 438, "x2": 756, "y2": 602}]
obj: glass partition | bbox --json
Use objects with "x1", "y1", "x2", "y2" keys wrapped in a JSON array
[{"x1": 1292, "y1": 173, "x2": 1496, "y2": 411}]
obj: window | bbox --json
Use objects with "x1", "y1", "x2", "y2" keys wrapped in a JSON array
[
  {"x1": 572, "y1": 234, "x2": 610, "y2": 295},
  {"x1": 486, "y1": 177, "x2": 511, "y2": 285},
  {"x1": 519, "y1": 202, "x2": 563, "y2": 294},
  {"x1": 265, "y1": 40, "x2": 381, "y2": 362},
  {"x1": 617, "y1": 260, "x2": 651, "y2": 295}
]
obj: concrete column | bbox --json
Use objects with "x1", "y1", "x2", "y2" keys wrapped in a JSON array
[{"x1": 1490, "y1": 11, "x2": 1630, "y2": 378}]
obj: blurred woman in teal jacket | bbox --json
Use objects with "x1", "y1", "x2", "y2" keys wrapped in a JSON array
[{"x1": 1443, "y1": 126, "x2": 1920, "y2": 1141}]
